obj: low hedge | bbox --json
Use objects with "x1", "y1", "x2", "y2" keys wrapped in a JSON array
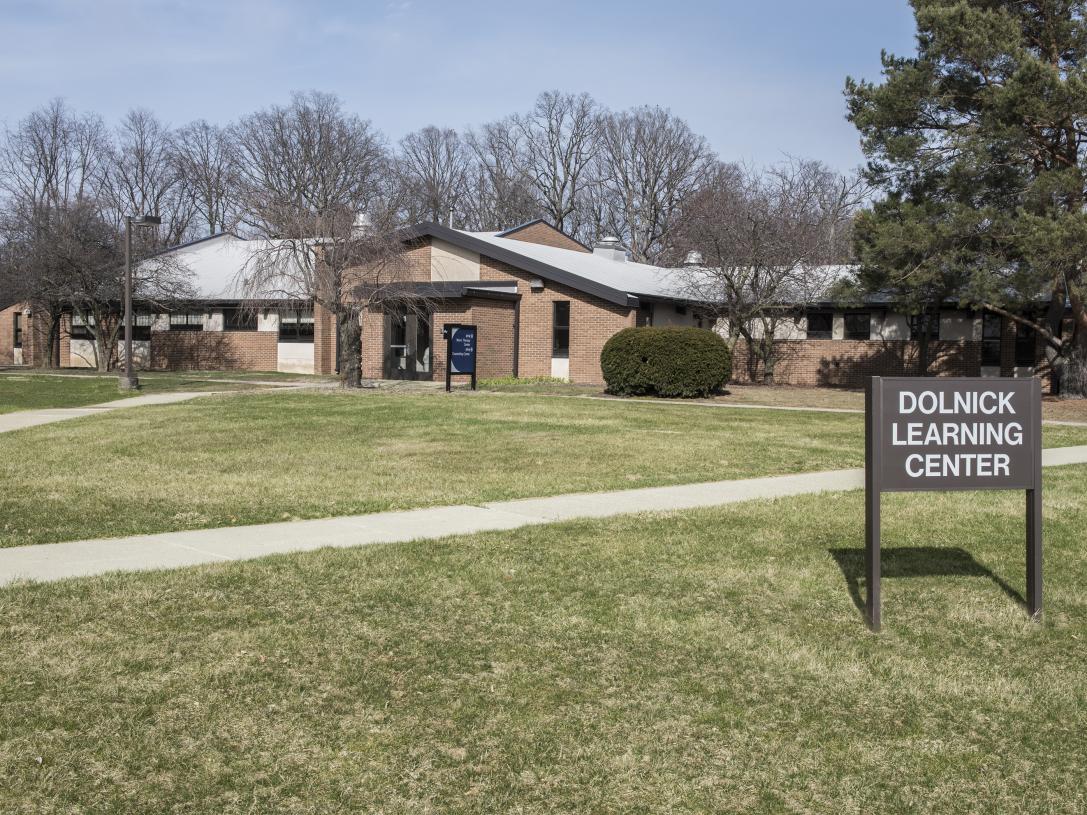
[{"x1": 600, "y1": 327, "x2": 731, "y2": 398}]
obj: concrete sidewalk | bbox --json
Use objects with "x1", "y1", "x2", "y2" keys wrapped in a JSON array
[
  {"x1": 3, "y1": 445, "x2": 1086, "y2": 587},
  {"x1": 0, "y1": 391, "x2": 227, "y2": 434}
]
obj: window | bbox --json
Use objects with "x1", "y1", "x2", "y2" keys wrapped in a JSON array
[
  {"x1": 169, "y1": 312, "x2": 205, "y2": 331},
  {"x1": 981, "y1": 313, "x2": 1002, "y2": 367},
  {"x1": 129, "y1": 314, "x2": 154, "y2": 341},
  {"x1": 844, "y1": 313, "x2": 871, "y2": 341},
  {"x1": 279, "y1": 308, "x2": 314, "y2": 342},
  {"x1": 674, "y1": 304, "x2": 688, "y2": 316},
  {"x1": 13, "y1": 313, "x2": 22, "y2": 349},
  {"x1": 70, "y1": 314, "x2": 94, "y2": 340},
  {"x1": 636, "y1": 302, "x2": 654, "y2": 327},
  {"x1": 552, "y1": 301, "x2": 570, "y2": 358},
  {"x1": 1015, "y1": 323, "x2": 1037, "y2": 367},
  {"x1": 909, "y1": 313, "x2": 940, "y2": 341},
  {"x1": 806, "y1": 312, "x2": 832, "y2": 340},
  {"x1": 223, "y1": 306, "x2": 257, "y2": 331}
]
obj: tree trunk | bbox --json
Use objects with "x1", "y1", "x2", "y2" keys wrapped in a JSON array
[
  {"x1": 759, "y1": 336, "x2": 777, "y2": 385},
  {"x1": 917, "y1": 331, "x2": 930, "y2": 377},
  {"x1": 40, "y1": 313, "x2": 61, "y2": 369},
  {"x1": 95, "y1": 332, "x2": 110, "y2": 373},
  {"x1": 337, "y1": 310, "x2": 362, "y2": 388},
  {"x1": 1059, "y1": 290, "x2": 1087, "y2": 398},
  {"x1": 1059, "y1": 328, "x2": 1087, "y2": 398}
]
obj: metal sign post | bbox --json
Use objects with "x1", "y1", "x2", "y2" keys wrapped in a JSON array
[
  {"x1": 865, "y1": 376, "x2": 1042, "y2": 631},
  {"x1": 443, "y1": 323, "x2": 478, "y2": 392}
]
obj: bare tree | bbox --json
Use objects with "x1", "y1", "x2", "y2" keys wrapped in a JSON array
[
  {"x1": 677, "y1": 159, "x2": 866, "y2": 384},
  {"x1": 463, "y1": 121, "x2": 539, "y2": 230},
  {"x1": 509, "y1": 91, "x2": 599, "y2": 236},
  {"x1": 232, "y1": 91, "x2": 426, "y2": 387},
  {"x1": 172, "y1": 119, "x2": 240, "y2": 236},
  {"x1": 0, "y1": 99, "x2": 109, "y2": 365},
  {"x1": 100, "y1": 109, "x2": 196, "y2": 246},
  {"x1": 393, "y1": 126, "x2": 471, "y2": 224},
  {"x1": 595, "y1": 106, "x2": 715, "y2": 263}
]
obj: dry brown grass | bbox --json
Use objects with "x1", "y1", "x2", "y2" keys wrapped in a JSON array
[{"x1": 2, "y1": 465, "x2": 1086, "y2": 813}]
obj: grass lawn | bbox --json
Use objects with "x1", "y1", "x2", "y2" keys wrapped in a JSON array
[
  {"x1": 0, "y1": 370, "x2": 327, "y2": 414},
  {"x1": 3, "y1": 465, "x2": 1086, "y2": 813},
  {"x1": 3, "y1": 389, "x2": 1087, "y2": 549},
  {"x1": 481, "y1": 377, "x2": 1087, "y2": 421}
]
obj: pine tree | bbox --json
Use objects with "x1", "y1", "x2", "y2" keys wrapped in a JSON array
[{"x1": 847, "y1": 0, "x2": 1087, "y2": 395}]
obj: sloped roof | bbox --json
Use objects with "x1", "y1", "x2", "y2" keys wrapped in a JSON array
[
  {"x1": 140, "y1": 233, "x2": 309, "y2": 300},
  {"x1": 495, "y1": 218, "x2": 592, "y2": 252},
  {"x1": 398, "y1": 221, "x2": 694, "y2": 307},
  {"x1": 464, "y1": 230, "x2": 687, "y2": 300}
]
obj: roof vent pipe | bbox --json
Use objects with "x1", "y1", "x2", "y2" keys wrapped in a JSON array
[{"x1": 593, "y1": 236, "x2": 627, "y2": 262}]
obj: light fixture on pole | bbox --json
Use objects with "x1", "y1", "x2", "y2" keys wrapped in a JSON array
[{"x1": 119, "y1": 214, "x2": 161, "y2": 390}]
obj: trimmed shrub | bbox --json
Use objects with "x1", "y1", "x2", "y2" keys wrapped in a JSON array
[{"x1": 601, "y1": 327, "x2": 731, "y2": 398}]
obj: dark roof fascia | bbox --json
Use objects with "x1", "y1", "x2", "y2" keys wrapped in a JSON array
[
  {"x1": 495, "y1": 218, "x2": 593, "y2": 252},
  {"x1": 462, "y1": 287, "x2": 520, "y2": 302},
  {"x1": 636, "y1": 293, "x2": 715, "y2": 308},
  {"x1": 398, "y1": 222, "x2": 634, "y2": 309}
]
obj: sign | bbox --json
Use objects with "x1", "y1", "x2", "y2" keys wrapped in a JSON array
[
  {"x1": 443, "y1": 323, "x2": 477, "y2": 391},
  {"x1": 865, "y1": 377, "x2": 1042, "y2": 630}
]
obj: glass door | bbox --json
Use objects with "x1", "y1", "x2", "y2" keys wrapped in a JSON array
[{"x1": 384, "y1": 309, "x2": 433, "y2": 380}]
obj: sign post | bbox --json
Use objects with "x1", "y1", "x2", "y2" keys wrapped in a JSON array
[
  {"x1": 865, "y1": 376, "x2": 1042, "y2": 631},
  {"x1": 443, "y1": 323, "x2": 477, "y2": 392}
]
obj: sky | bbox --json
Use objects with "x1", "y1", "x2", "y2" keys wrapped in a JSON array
[{"x1": 0, "y1": 0, "x2": 918, "y2": 172}]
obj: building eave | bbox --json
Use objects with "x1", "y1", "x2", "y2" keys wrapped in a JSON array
[{"x1": 398, "y1": 222, "x2": 636, "y2": 309}]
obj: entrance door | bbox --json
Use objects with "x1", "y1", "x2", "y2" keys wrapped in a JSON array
[{"x1": 384, "y1": 310, "x2": 433, "y2": 380}]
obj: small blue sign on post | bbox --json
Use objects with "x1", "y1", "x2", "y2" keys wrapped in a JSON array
[{"x1": 443, "y1": 323, "x2": 477, "y2": 391}]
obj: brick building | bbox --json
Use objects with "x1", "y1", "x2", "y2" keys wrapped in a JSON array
[
  {"x1": 0, "y1": 219, "x2": 1064, "y2": 389},
  {"x1": 728, "y1": 304, "x2": 1061, "y2": 391},
  {"x1": 0, "y1": 220, "x2": 708, "y2": 384}
]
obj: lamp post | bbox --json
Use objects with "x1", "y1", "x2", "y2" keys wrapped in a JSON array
[{"x1": 119, "y1": 214, "x2": 161, "y2": 390}]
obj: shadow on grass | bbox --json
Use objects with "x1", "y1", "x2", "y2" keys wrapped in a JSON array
[{"x1": 828, "y1": 546, "x2": 1026, "y2": 617}]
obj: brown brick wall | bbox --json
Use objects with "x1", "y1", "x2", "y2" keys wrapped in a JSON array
[
  {"x1": 731, "y1": 338, "x2": 994, "y2": 388},
  {"x1": 502, "y1": 222, "x2": 589, "y2": 253},
  {"x1": 479, "y1": 255, "x2": 634, "y2": 384},
  {"x1": 0, "y1": 305, "x2": 17, "y2": 364},
  {"x1": 314, "y1": 302, "x2": 336, "y2": 375},
  {"x1": 359, "y1": 297, "x2": 517, "y2": 381},
  {"x1": 150, "y1": 330, "x2": 278, "y2": 371},
  {"x1": 344, "y1": 238, "x2": 432, "y2": 292},
  {"x1": 361, "y1": 306, "x2": 384, "y2": 378},
  {"x1": 429, "y1": 299, "x2": 516, "y2": 381},
  {"x1": 1, "y1": 304, "x2": 52, "y2": 366},
  {"x1": 58, "y1": 313, "x2": 71, "y2": 367}
]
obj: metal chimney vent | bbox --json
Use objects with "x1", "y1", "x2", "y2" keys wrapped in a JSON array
[{"x1": 593, "y1": 236, "x2": 627, "y2": 262}]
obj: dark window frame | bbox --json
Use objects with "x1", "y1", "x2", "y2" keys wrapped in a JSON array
[
  {"x1": 844, "y1": 312, "x2": 871, "y2": 341},
  {"x1": 279, "y1": 308, "x2": 315, "y2": 343},
  {"x1": 169, "y1": 312, "x2": 205, "y2": 332},
  {"x1": 13, "y1": 312, "x2": 22, "y2": 349},
  {"x1": 909, "y1": 313, "x2": 940, "y2": 341},
  {"x1": 127, "y1": 313, "x2": 154, "y2": 342},
  {"x1": 223, "y1": 306, "x2": 258, "y2": 332},
  {"x1": 70, "y1": 314, "x2": 94, "y2": 340},
  {"x1": 552, "y1": 301, "x2": 570, "y2": 358},
  {"x1": 806, "y1": 311, "x2": 833, "y2": 340},
  {"x1": 1015, "y1": 323, "x2": 1037, "y2": 367},
  {"x1": 981, "y1": 313, "x2": 1002, "y2": 367}
]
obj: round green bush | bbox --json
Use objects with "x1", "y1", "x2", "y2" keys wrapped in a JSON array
[{"x1": 601, "y1": 326, "x2": 731, "y2": 398}]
